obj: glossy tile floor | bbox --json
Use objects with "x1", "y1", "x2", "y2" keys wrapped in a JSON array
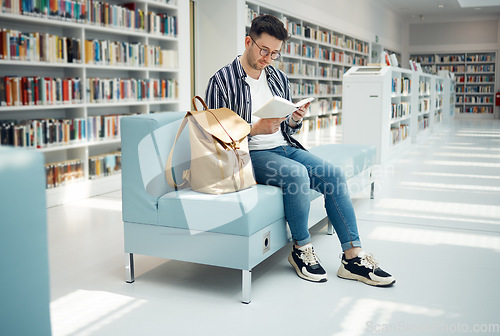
[{"x1": 47, "y1": 118, "x2": 500, "y2": 336}]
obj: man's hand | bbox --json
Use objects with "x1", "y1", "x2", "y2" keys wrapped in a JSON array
[
  {"x1": 250, "y1": 117, "x2": 286, "y2": 135},
  {"x1": 289, "y1": 102, "x2": 311, "y2": 127}
]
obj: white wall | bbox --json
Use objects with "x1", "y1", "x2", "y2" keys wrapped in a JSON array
[
  {"x1": 406, "y1": 17, "x2": 500, "y2": 116},
  {"x1": 408, "y1": 19, "x2": 499, "y2": 53}
]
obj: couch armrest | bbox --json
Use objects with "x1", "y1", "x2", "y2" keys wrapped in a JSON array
[{"x1": 121, "y1": 112, "x2": 187, "y2": 225}]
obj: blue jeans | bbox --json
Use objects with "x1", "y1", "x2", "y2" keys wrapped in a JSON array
[{"x1": 250, "y1": 145, "x2": 361, "y2": 251}]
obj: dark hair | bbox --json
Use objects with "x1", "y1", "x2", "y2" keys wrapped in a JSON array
[{"x1": 249, "y1": 14, "x2": 290, "y2": 41}]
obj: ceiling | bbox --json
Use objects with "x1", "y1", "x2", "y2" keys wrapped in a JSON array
[{"x1": 375, "y1": 0, "x2": 500, "y2": 22}]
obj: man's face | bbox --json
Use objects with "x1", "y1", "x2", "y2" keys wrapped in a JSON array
[{"x1": 246, "y1": 32, "x2": 283, "y2": 71}]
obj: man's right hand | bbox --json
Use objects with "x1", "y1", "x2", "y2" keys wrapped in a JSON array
[{"x1": 250, "y1": 117, "x2": 286, "y2": 136}]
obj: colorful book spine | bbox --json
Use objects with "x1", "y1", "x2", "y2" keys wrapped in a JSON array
[
  {"x1": 45, "y1": 159, "x2": 84, "y2": 189},
  {"x1": 0, "y1": 76, "x2": 82, "y2": 106},
  {"x1": 86, "y1": 77, "x2": 177, "y2": 103},
  {"x1": 88, "y1": 151, "x2": 121, "y2": 179}
]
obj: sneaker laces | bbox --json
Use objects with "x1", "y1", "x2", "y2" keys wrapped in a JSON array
[
  {"x1": 299, "y1": 246, "x2": 319, "y2": 266},
  {"x1": 359, "y1": 252, "x2": 379, "y2": 270}
]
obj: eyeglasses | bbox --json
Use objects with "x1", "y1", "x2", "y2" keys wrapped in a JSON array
[{"x1": 250, "y1": 36, "x2": 281, "y2": 60}]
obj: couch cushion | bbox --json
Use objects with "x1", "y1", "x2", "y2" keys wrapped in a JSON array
[
  {"x1": 157, "y1": 184, "x2": 285, "y2": 236},
  {"x1": 309, "y1": 144, "x2": 376, "y2": 179}
]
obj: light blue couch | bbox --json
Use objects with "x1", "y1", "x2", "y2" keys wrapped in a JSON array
[
  {"x1": 121, "y1": 112, "x2": 376, "y2": 303},
  {"x1": 0, "y1": 147, "x2": 52, "y2": 335}
]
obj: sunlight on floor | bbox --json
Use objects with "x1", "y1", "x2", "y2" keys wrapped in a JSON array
[
  {"x1": 374, "y1": 198, "x2": 500, "y2": 220},
  {"x1": 51, "y1": 290, "x2": 146, "y2": 336},
  {"x1": 424, "y1": 160, "x2": 500, "y2": 168},
  {"x1": 70, "y1": 198, "x2": 122, "y2": 211},
  {"x1": 332, "y1": 298, "x2": 444, "y2": 336},
  {"x1": 411, "y1": 172, "x2": 500, "y2": 180},
  {"x1": 441, "y1": 146, "x2": 500, "y2": 151},
  {"x1": 399, "y1": 181, "x2": 500, "y2": 193},
  {"x1": 433, "y1": 152, "x2": 500, "y2": 159},
  {"x1": 368, "y1": 226, "x2": 500, "y2": 251}
]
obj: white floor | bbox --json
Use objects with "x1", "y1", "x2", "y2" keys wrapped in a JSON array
[{"x1": 47, "y1": 118, "x2": 500, "y2": 336}]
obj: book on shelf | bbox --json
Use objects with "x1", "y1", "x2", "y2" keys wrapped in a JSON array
[
  {"x1": 1, "y1": 76, "x2": 82, "y2": 106},
  {"x1": 89, "y1": 151, "x2": 122, "y2": 180},
  {"x1": 253, "y1": 96, "x2": 314, "y2": 119},
  {"x1": 45, "y1": 159, "x2": 85, "y2": 189}
]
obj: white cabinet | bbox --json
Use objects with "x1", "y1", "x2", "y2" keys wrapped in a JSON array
[{"x1": 342, "y1": 66, "x2": 413, "y2": 163}]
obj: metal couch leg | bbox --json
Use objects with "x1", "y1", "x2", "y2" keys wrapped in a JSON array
[
  {"x1": 126, "y1": 253, "x2": 135, "y2": 283},
  {"x1": 327, "y1": 219, "x2": 335, "y2": 235},
  {"x1": 370, "y1": 181, "x2": 375, "y2": 199},
  {"x1": 242, "y1": 270, "x2": 252, "y2": 304}
]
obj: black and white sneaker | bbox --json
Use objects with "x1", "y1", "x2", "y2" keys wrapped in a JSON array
[
  {"x1": 337, "y1": 251, "x2": 395, "y2": 287},
  {"x1": 288, "y1": 243, "x2": 327, "y2": 282}
]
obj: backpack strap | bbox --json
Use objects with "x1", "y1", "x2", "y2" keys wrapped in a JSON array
[{"x1": 165, "y1": 113, "x2": 190, "y2": 190}]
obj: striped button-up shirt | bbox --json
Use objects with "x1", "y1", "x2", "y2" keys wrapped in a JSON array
[{"x1": 205, "y1": 56, "x2": 305, "y2": 150}]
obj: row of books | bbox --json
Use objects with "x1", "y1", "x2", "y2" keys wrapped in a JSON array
[
  {"x1": 391, "y1": 102, "x2": 411, "y2": 119},
  {"x1": 275, "y1": 61, "x2": 343, "y2": 79},
  {"x1": 463, "y1": 96, "x2": 493, "y2": 104},
  {"x1": 418, "y1": 116, "x2": 430, "y2": 130},
  {"x1": 464, "y1": 106, "x2": 493, "y2": 113},
  {"x1": 1, "y1": 0, "x2": 177, "y2": 37},
  {"x1": 438, "y1": 55, "x2": 464, "y2": 63},
  {"x1": 45, "y1": 159, "x2": 85, "y2": 189},
  {"x1": 390, "y1": 124, "x2": 410, "y2": 145},
  {"x1": 419, "y1": 81, "x2": 431, "y2": 96},
  {"x1": 1, "y1": 118, "x2": 86, "y2": 148},
  {"x1": 461, "y1": 86, "x2": 494, "y2": 93},
  {"x1": 283, "y1": 42, "x2": 367, "y2": 65},
  {"x1": 281, "y1": 15, "x2": 368, "y2": 54},
  {"x1": 0, "y1": 114, "x2": 125, "y2": 148},
  {"x1": 290, "y1": 82, "x2": 342, "y2": 97},
  {"x1": 0, "y1": 29, "x2": 81, "y2": 63},
  {"x1": 44, "y1": 150, "x2": 121, "y2": 188},
  {"x1": 86, "y1": 77, "x2": 177, "y2": 103},
  {"x1": 466, "y1": 65, "x2": 495, "y2": 73},
  {"x1": 392, "y1": 77, "x2": 411, "y2": 95},
  {"x1": 419, "y1": 99, "x2": 430, "y2": 114},
  {"x1": 456, "y1": 75, "x2": 494, "y2": 83},
  {"x1": 307, "y1": 99, "x2": 342, "y2": 117},
  {"x1": 0, "y1": 76, "x2": 82, "y2": 106},
  {"x1": 0, "y1": 28, "x2": 178, "y2": 68},
  {"x1": 296, "y1": 115, "x2": 340, "y2": 134},
  {"x1": 466, "y1": 54, "x2": 495, "y2": 63},
  {"x1": 85, "y1": 39, "x2": 177, "y2": 68},
  {"x1": 3, "y1": 0, "x2": 86, "y2": 21},
  {"x1": 413, "y1": 55, "x2": 434, "y2": 64},
  {"x1": 89, "y1": 151, "x2": 121, "y2": 180},
  {"x1": 415, "y1": 54, "x2": 495, "y2": 64},
  {"x1": 437, "y1": 65, "x2": 466, "y2": 73}
]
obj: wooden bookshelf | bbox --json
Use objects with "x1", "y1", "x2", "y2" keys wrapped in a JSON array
[
  {"x1": 0, "y1": 0, "x2": 190, "y2": 207},
  {"x1": 410, "y1": 51, "x2": 496, "y2": 119},
  {"x1": 245, "y1": 1, "x2": 370, "y2": 138}
]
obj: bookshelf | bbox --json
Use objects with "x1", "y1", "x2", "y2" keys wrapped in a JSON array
[
  {"x1": 0, "y1": 0, "x2": 190, "y2": 207},
  {"x1": 245, "y1": 1, "x2": 370, "y2": 139},
  {"x1": 413, "y1": 72, "x2": 432, "y2": 141},
  {"x1": 410, "y1": 51, "x2": 496, "y2": 119},
  {"x1": 342, "y1": 66, "x2": 414, "y2": 163}
]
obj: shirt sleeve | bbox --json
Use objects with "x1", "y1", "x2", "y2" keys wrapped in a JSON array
[
  {"x1": 282, "y1": 76, "x2": 302, "y2": 134},
  {"x1": 205, "y1": 75, "x2": 227, "y2": 110}
]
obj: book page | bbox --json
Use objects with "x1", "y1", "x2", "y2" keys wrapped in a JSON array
[{"x1": 253, "y1": 96, "x2": 314, "y2": 119}]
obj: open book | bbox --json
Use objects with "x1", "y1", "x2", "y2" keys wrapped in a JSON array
[{"x1": 253, "y1": 96, "x2": 315, "y2": 119}]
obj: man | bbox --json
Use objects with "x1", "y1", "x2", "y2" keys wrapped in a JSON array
[{"x1": 205, "y1": 15, "x2": 394, "y2": 286}]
